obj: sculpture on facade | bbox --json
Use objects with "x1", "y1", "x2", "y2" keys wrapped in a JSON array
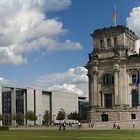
[{"x1": 113, "y1": 46, "x2": 120, "y2": 56}]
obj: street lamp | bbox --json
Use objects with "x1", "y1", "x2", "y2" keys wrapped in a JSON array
[
  {"x1": 39, "y1": 114, "x2": 41, "y2": 126},
  {"x1": 7, "y1": 114, "x2": 10, "y2": 126},
  {"x1": 53, "y1": 115, "x2": 55, "y2": 125}
]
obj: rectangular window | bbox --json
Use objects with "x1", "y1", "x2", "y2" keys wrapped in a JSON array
[
  {"x1": 104, "y1": 94, "x2": 112, "y2": 108},
  {"x1": 132, "y1": 74, "x2": 137, "y2": 83},
  {"x1": 16, "y1": 90, "x2": 24, "y2": 114},
  {"x1": 131, "y1": 114, "x2": 136, "y2": 119},
  {"x1": 2, "y1": 92, "x2": 11, "y2": 114},
  {"x1": 107, "y1": 39, "x2": 111, "y2": 47},
  {"x1": 100, "y1": 40, "x2": 103, "y2": 47},
  {"x1": 114, "y1": 37, "x2": 117, "y2": 46}
]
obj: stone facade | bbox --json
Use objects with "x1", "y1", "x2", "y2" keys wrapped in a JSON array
[{"x1": 86, "y1": 25, "x2": 140, "y2": 122}]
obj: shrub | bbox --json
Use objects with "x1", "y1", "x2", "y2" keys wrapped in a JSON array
[{"x1": 0, "y1": 126, "x2": 9, "y2": 130}]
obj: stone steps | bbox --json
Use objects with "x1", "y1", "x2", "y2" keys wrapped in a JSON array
[{"x1": 85, "y1": 120, "x2": 140, "y2": 129}]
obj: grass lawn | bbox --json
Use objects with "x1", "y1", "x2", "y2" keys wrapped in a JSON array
[{"x1": 0, "y1": 130, "x2": 140, "y2": 140}]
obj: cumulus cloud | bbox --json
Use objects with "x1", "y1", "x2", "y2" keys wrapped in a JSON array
[
  {"x1": 43, "y1": 0, "x2": 72, "y2": 12},
  {"x1": 0, "y1": 76, "x2": 10, "y2": 85},
  {"x1": 31, "y1": 66, "x2": 88, "y2": 96},
  {"x1": 127, "y1": 7, "x2": 140, "y2": 53},
  {"x1": 47, "y1": 84, "x2": 84, "y2": 96},
  {"x1": 0, "y1": 0, "x2": 72, "y2": 13},
  {"x1": 0, "y1": 0, "x2": 82, "y2": 64}
]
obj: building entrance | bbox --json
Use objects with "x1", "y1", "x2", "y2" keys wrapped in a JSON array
[{"x1": 101, "y1": 114, "x2": 108, "y2": 122}]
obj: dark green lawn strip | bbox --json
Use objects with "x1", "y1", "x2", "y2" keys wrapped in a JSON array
[{"x1": 0, "y1": 130, "x2": 139, "y2": 140}]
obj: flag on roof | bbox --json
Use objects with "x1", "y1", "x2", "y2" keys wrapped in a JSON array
[{"x1": 112, "y1": 1, "x2": 116, "y2": 26}]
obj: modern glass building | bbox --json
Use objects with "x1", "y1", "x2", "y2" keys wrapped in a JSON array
[{"x1": 0, "y1": 86, "x2": 78, "y2": 126}]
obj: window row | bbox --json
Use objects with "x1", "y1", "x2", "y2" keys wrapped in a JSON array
[
  {"x1": 100, "y1": 37, "x2": 117, "y2": 48},
  {"x1": 103, "y1": 90, "x2": 139, "y2": 108},
  {"x1": 102, "y1": 73, "x2": 139, "y2": 85}
]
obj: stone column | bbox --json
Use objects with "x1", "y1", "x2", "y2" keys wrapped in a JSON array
[
  {"x1": 24, "y1": 91, "x2": 27, "y2": 126},
  {"x1": 92, "y1": 66, "x2": 98, "y2": 106},
  {"x1": 111, "y1": 36, "x2": 114, "y2": 47},
  {"x1": 119, "y1": 64, "x2": 127, "y2": 105},
  {"x1": 88, "y1": 71, "x2": 94, "y2": 107},
  {"x1": 113, "y1": 64, "x2": 119, "y2": 105},
  {"x1": 104, "y1": 38, "x2": 107, "y2": 48},
  {"x1": 11, "y1": 88, "x2": 16, "y2": 126}
]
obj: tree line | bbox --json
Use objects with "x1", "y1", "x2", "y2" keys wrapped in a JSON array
[{"x1": 0, "y1": 109, "x2": 82, "y2": 126}]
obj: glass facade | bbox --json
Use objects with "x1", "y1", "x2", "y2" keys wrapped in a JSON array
[
  {"x1": 2, "y1": 91, "x2": 12, "y2": 126},
  {"x1": 16, "y1": 90, "x2": 24, "y2": 114},
  {"x1": 0, "y1": 87, "x2": 53, "y2": 126},
  {"x1": 16, "y1": 90, "x2": 25, "y2": 125},
  {"x1": 2, "y1": 92, "x2": 11, "y2": 114}
]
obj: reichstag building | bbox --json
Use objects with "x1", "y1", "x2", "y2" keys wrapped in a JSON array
[{"x1": 86, "y1": 25, "x2": 140, "y2": 122}]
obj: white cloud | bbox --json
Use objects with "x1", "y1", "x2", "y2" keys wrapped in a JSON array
[
  {"x1": 0, "y1": 76, "x2": 10, "y2": 85},
  {"x1": 127, "y1": 7, "x2": 140, "y2": 53},
  {"x1": 0, "y1": 0, "x2": 82, "y2": 64},
  {"x1": 31, "y1": 66, "x2": 88, "y2": 96},
  {"x1": 0, "y1": 0, "x2": 72, "y2": 13},
  {"x1": 43, "y1": 0, "x2": 72, "y2": 12},
  {"x1": 47, "y1": 84, "x2": 84, "y2": 96}
]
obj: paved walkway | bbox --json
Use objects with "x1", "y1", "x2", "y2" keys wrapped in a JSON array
[{"x1": 9, "y1": 121, "x2": 140, "y2": 130}]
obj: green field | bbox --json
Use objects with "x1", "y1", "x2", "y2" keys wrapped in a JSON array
[{"x1": 0, "y1": 130, "x2": 140, "y2": 140}]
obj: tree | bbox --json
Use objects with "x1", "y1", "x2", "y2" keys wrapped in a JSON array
[
  {"x1": 26, "y1": 111, "x2": 37, "y2": 125},
  {"x1": 0, "y1": 114, "x2": 3, "y2": 121},
  {"x1": 56, "y1": 109, "x2": 66, "y2": 120},
  {"x1": 67, "y1": 111, "x2": 80, "y2": 120},
  {"x1": 12, "y1": 113, "x2": 24, "y2": 126},
  {"x1": 16, "y1": 113, "x2": 24, "y2": 125},
  {"x1": 0, "y1": 114, "x2": 3, "y2": 126},
  {"x1": 12, "y1": 113, "x2": 16, "y2": 121},
  {"x1": 43, "y1": 110, "x2": 51, "y2": 125}
]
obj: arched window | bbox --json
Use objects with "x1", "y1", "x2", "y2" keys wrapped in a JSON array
[
  {"x1": 132, "y1": 74, "x2": 137, "y2": 83},
  {"x1": 103, "y1": 74, "x2": 114, "y2": 85},
  {"x1": 132, "y1": 90, "x2": 138, "y2": 107}
]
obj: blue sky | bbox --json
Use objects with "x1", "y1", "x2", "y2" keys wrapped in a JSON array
[{"x1": 0, "y1": 0, "x2": 140, "y2": 96}]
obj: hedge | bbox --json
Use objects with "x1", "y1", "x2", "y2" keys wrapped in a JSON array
[{"x1": 0, "y1": 126, "x2": 9, "y2": 130}]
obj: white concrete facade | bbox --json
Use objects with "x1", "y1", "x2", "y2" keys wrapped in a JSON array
[
  {"x1": 0, "y1": 86, "x2": 78, "y2": 126},
  {"x1": 52, "y1": 91, "x2": 78, "y2": 120}
]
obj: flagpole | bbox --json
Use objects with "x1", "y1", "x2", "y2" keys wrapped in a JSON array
[{"x1": 114, "y1": 2, "x2": 116, "y2": 26}]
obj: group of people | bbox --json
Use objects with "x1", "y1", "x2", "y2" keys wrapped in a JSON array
[
  {"x1": 59, "y1": 122, "x2": 66, "y2": 130},
  {"x1": 113, "y1": 122, "x2": 120, "y2": 129},
  {"x1": 88, "y1": 122, "x2": 94, "y2": 128}
]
